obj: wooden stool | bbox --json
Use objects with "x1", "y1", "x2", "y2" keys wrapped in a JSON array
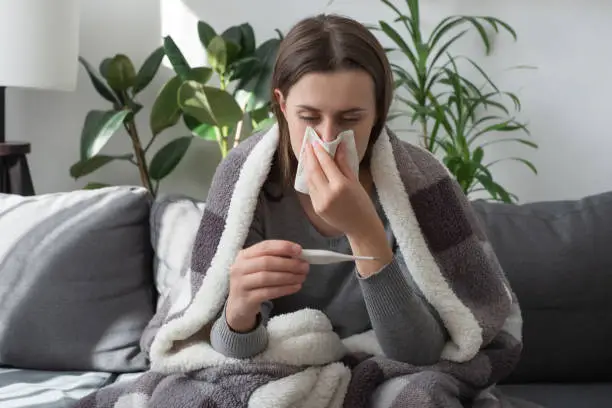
[{"x1": 0, "y1": 141, "x2": 35, "y2": 196}]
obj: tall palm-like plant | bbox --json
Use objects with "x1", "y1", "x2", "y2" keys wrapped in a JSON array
[{"x1": 375, "y1": 0, "x2": 536, "y2": 202}]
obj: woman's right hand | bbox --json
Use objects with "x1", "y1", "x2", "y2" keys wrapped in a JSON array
[{"x1": 226, "y1": 240, "x2": 309, "y2": 332}]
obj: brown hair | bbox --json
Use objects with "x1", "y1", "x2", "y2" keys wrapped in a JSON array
[{"x1": 269, "y1": 14, "x2": 394, "y2": 190}]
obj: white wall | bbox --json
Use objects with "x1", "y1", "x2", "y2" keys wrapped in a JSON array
[{"x1": 6, "y1": 0, "x2": 612, "y2": 202}]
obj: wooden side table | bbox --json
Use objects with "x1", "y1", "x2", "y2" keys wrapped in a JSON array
[{"x1": 0, "y1": 141, "x2": 35, "y2": 196}]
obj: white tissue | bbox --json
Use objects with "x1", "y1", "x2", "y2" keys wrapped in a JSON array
[{"x1": 294, "y1": 127, "x2": 360, "y2": 195}]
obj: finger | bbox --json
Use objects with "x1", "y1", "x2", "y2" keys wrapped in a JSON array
[
  {"x1": 305, "y1": 143, "x2": 328, "y2": 188},
  {"x1": 244, "y1": 256, "x2": 309, "y2": 276},
  {"x1": 241, "y1": 240, "x2": 302, "y2": 260},
  {"x1": 313, "y1": 141, "x2": 345, "y2": 182},
  {"x1": 335, "y1": 141, "x2": 358, "y2": 181},
  {"x1": 242, "y1": 270, "x2": 308, "y2": 290},
  {"x1": 249, "y1": 284, "x2": 303, "y2": 303}
]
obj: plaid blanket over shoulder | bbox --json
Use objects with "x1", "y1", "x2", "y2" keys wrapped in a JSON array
[{"x1": 75, "y1": 124, "x2": 540, "y2": 408}]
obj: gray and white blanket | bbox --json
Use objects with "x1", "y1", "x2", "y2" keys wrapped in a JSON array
[{"x1": 76, "y1": 124, "x2": 540, "y2": 407}]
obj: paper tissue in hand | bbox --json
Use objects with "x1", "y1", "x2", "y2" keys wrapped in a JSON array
[{"x1": 294, "y1": 126, "x2": 360, "y2": 194}]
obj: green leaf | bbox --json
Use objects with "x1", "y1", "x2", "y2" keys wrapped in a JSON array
[
  {"x1": 207, "y1": 36, "x2": 228, "y2": 74},
  {"x1": 80, "y1": 110, "x2": 130, "y2": 160},
  {"x1": 163, "y1": 36, "x2": 190, "y2": 80},
  {"x1": 427, "y1": 16, "x2": 463, "y2": 51},
  {"x1": 486, "y1": 157, "x2": 538, "y2": 175},
  {"x1": 78, "y1": 57, "x2": 119, "y2": 104},
  {"x1": 105, "y1": 54, "x2": 137, "y2": 92},
  {"x1": 235, "y1": 38, "x2": 281, "y2": 111},
  {"x1": 186, "y1": 66, "x2": 214, "y2": 84},
  {"x1": 480, "y1": 137, "x2": 538, "y2": 149},
  {"x1": 149, "y1": 136, "x2": 193, "y2": 181},
  {"x1": 150, "y1": 76, "x2": 181, "y2": 136},
  {"x1": 253, "y1": 116, "x2": 277, "y2": 132},
  {"x1": 221, "y1": 26, "x2": 244, "y2": 62},
  {"x1": 379, "y1": 21, "x2": 416, "y2": 65},
  {"x1": 428, "y1": 29, "x2": 468, "y2": 71},
  {"x1": 183, "y1": 114, "x2": 217, "y2": 141},
  {"x1": 475, "y1": 172, "x2": 498, "y2": 199},
  {"x1": 99, "y1": 58, "x2": 113, "y2": 79},
  {"x1": 229, "y1": 57, "x2": 261, "y2": 82},
  {"x1": 483, "y1": 17, "x2": 517, "y2": 40},
  {"x1": 387, "y1": 111, "x2": 408, "y2": 122},
  {"x1": 198, "y1": 21, "x2": 217, "y2": 49},
  {"x1": 70, "y1": 154, "x2": 132, "y2": 179},
  {"x1": 133, "y1": 46, "x2": 165, "y2": 94},
  {"x1": 238, "y1": 23, "x2": 256, "y2": 57},
  {"x1": 381, "y1": 0, "x2": 414, "y2": 37},
  {"x1": 221, "y1": 25, "x2": 242, "y2": 47},
  {"x1": 249, "y1": 105, "x2": 271, "y2": 123},
  {"x1": 472, "y1": 120, "x2": 528, "y2": 139},
  {"x1": 494, "y1": 183, "x2": 517, "y2": 204},
  {"x1": 226, "y1": 43, "x2": 242, "y2": 69},
  {"x1": 178, "y1": 80, "x2": 244, "y2": 127},
  {"x1": 463, "y1": 57, "x2": 500, "y2": 93},
  {"x1": 83, "y1": 182, "x2": 111, "y2": 190},
  {"x1": 405, "y1": 0, "x2": 421, "y2": 37},
  {"x1": 472, "y1": 146, "x2": 484, "y2": 164},
  {"x1": 463, "y1": 17, "x2": 492, "y2": 55},
  {"x1": 475, "y1": 164, "x2": 519, "y2": 203}
]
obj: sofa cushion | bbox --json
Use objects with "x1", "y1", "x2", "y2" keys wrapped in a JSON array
[
  {"x1": 0, "y1": 186, "x2": 155, "y2": 372},
  {"x1": 500, "y1": 383, "x2": 612, "y2": 408},
  {"x1": 472, "y1": 190, "x2": 612, "y2": 383},
  {"x1": 0, "y1": 367, "x2": 114, "y2": 408},
  {"x1": 149, "y1": 194, "x2": 204, "y2": 306}
]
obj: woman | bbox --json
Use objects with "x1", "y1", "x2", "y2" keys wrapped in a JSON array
[
  {"x1": 210, "y1": 13, "x2": 448, "y2": 366},
  {"x1": 75, "y1": 13, "x2": 523, "y2": 408}
]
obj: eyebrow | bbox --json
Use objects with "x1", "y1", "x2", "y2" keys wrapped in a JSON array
[{"x1": 296, "y1": 104, "x2": 366, "y2": 114}]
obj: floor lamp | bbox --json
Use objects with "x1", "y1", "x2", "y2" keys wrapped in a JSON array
[{"x1": 0, "y1": 0, "x2": 79, "y2": 195}]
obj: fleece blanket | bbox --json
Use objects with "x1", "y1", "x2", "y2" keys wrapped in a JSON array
[{"x1": 76, "y1": 124, "x2": 540, "y2": 408}]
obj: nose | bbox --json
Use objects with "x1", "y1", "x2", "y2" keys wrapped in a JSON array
[{"x1": 316, "y1": 120, "x2": 340, "y2": 143}]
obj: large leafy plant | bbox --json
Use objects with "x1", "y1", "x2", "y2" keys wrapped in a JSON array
[
  {"x1": 375, "y1": 0, "x2": 536, "y2": 203},
  {"x1": 73, "y1": 49, "x2": 199, "y2": 196},
  {"x1": 160, "y1": 21, "x2": 281, "y2": 158},
  {"x1": 72, "y1": 21, "x2": 282, "y2": 196}
]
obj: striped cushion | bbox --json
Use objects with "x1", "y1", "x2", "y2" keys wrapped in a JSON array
[
  {"x1": 0, "y1": 367, "x2": 112, "y2": 408},
  {"x1": 0, "y1": 186, "x2": 155, "y2": 372},
  {"x1": 150, "y1": 194, "x2": 205, "y2": 308}
]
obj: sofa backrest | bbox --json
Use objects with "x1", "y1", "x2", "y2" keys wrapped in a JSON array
[{"x1": 472, "y1": 190, "x2": 612, "y2": 383}]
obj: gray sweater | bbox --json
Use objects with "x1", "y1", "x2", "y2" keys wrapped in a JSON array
[{"x1": 210, "y1": 183, "x2": 448, "y2": 365}]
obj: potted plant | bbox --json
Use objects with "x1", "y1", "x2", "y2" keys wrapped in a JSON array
[
  {"x1": 72, "y1": 21, "x2": 282, "y2": 196},
  {"x1": 160, "y1": 21, "x2": 281, "y2": 158},
  {"x1": 73, "y1": 49, "x2": 195, "y2": 196},
  {"x1": 375, "y1": 0, "x2": 537, "y2": 203}
]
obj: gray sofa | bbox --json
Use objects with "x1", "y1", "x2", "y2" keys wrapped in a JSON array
[{"x1": 0, "y1": 185, "x2": 610, "y2": 408}]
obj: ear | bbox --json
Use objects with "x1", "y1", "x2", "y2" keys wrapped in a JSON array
[{"x1": 273, "y1": 89, "x2": 287, "y2": 115}]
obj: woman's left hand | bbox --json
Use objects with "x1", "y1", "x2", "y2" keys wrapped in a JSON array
[{"x1": 304, "y1": 139, "x2": 378, "y2": 238}]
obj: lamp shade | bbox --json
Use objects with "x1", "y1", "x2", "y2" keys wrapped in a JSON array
[{"x1": 0, "y1": 0, "x2": 80, "y2": 91}]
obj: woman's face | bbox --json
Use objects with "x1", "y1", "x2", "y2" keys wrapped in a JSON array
[{"x1": 274, "y1": 69, "x2": 377, "y2": 163}]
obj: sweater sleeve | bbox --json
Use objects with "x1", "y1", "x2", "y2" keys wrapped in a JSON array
[
  {"x1": 357, "y1": 253, "x2": 448, "y2": 365},
  {"x1": 210, "y1": 300, "x2": 272, "y2": 359}
]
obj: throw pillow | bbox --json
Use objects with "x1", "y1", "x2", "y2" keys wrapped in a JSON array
[
  {"x1": 0, "y1": 186, "x2": 155, "y2": 372},
  {"x1": 149, "y1": 194, "x2": 205, "y2": 307}
]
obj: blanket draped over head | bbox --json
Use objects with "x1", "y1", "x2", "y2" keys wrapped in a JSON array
[{"x1": 75, "y1": 124, "x2": 539, "y2": 408}]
